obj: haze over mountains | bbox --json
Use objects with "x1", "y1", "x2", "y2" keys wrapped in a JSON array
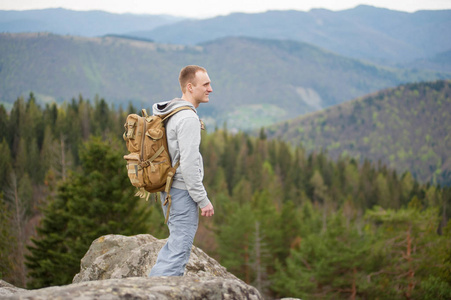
[
  {"x1": 0, "y1": 33, "x2": 447, "y2": 131},
  {"x1": 0, "y1": 8, "x2": 183, "y2": 37},
  {"x1": 130, "y1": 5, "x2": 451, "y2": 66},
  {"x1": 1, "y1": 5, "x2": 450, "y2": 184},
  {"x1": 2, "y1": 6, "x2": 450, "y2": 67}
]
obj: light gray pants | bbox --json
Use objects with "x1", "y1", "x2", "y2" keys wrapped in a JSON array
[{"x1": 149, "y1": 188, "x2": 199, "y2": 276}]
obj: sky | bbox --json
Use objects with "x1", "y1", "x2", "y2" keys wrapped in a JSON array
[{"x1": 1, "y1": 0, "x2": 451, "y2": 18}]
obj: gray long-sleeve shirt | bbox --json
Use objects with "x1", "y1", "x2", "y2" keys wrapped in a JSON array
[{"x1": 152, "y1": 98, "x2": 211, "y2": 209}]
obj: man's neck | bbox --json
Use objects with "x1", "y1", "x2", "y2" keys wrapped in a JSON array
[{"x1": 181, "y1": 94, "x2": 198, "y2": 108}]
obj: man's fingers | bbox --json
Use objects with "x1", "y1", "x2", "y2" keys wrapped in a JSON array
[{"x1": 201, "y1": 206, "x2": 214, "y2": 217}]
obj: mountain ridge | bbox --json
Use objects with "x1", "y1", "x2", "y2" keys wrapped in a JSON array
[
  {"x1": 2, "y1": 6, "x2": 451, "y2": 67},
  {"x1": 1, "y1": 33, "x2": 449, "y2": 130},
  {"x1": 130, "y1": 5, "x2": 451, "y2": 66},
  {"x1": 0, "y1": 8, "x2": 184, "y2": 37},
  {"x1": 266, "y1": 80, "x2": 451, "y2": 185}
]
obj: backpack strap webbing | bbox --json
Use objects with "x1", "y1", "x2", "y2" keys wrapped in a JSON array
[
  {"x1": 162, "y1": 160, "x2": 181, "y2": 224},
  {"x1": 139, "y1": 146, "x2": 165, "y2": 169},
  {"x1": 161, "y1": 106, "x2": 195, "y2": 122}
]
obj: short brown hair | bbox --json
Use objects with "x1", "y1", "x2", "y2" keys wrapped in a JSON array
[{"x1": 179, "y1": 65, "x2": 207, "y2": 93}]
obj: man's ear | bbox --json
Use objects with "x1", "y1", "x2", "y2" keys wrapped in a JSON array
[{"x1": 187, "y1": 83, "x2": 193, "y2": 92}]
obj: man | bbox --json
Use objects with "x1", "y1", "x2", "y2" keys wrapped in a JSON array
[{"x1": 148, "y1": 65, "x2": 214, "y2": 277}]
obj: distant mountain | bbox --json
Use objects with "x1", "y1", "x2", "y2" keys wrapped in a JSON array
[
  {"x1": 0, "y1": 33, "x2": 449, "y2": 131},
  {"x1": 131, "y1": 5, "x2": 451, "y2": 66},
  {"x1": 266, "y1": 80, "x2": 451, "y2": 185},
  {"x1": 2, "y1": 6, "x2": 451, "y2": 68},
  {"x1": 0, "y1": 8, "x2": 184, "y2": 37},
  {"x1": 401, "y1": 49, "x2": 451, "y2": 73}
]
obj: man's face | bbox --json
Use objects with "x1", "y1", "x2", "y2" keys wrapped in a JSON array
[{"x1": 190, "y1": 71, "x2": 212, "y2": 106}]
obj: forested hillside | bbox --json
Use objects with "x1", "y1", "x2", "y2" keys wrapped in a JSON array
[
  {"x1": 1, "y1": 95, "x2": 450, "y2": 299},
  {"x1": 266, "y1": 80, "x2": 451, "y2": 186},
  {"x1": 403, "y1": 49, "x2": 451, "y2": 73},
  {"x1": 1, "y1": 33, "x2": 448, "y2": 131}
]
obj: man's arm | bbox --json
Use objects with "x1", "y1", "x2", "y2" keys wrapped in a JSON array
[{"x1": 176, "y1": 116, "x2": 213, "y2": 213}]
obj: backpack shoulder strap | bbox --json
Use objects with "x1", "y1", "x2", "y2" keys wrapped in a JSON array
[{"x1": 161, "y1": 106, "x2": 195, "y2": 122}]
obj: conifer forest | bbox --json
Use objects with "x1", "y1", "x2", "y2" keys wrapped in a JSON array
[{"x1": 0, "y1": 94, "x2": 450, "y2": 299}]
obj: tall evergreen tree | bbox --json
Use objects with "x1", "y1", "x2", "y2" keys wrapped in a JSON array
[
  {"x1": 271, "y1": 210, "x2": 372, "y2": 299},
  {"x1": 365, "y1": 206, "x2": 450, "y2": 299},
  {"x1": 24, "y1": 93, "x2": 44, "y2": 147},
  {"x1": 277, "y1": 200, "x2": 302, "y2": 261},
  {"x1": 0, "y1": 139, "x2": 13, "y2": 189},
  {"x1": 217, "y1": 201, "x2": 255, "y2": 283},
  {"x1": 0, "y1": 105, "x2": 8, "y2": 143},
  {"x1": 3, "y1": 171, "x2": 28, "y2": 287},
  {"x1": 8, "y1": 97, "x2": 26, "y2": 153},
  {"x1": 0, "y1": 196, "x2": 15, "y2": 283},
  {"x1": 26, "y1": 136, "x2": 152, "y2": 288},
  {"x1": 13, "y1": 138, "x2": 27, "y2": 182},
  {"x1": 26, "y1": 138, "x2": 41, "y2": 183}
]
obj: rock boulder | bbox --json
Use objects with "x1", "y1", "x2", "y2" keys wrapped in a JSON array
[
  {"x1": 0, "y1": 280, "x2": 26, "y2": 297},
  {"x1": 73, "y1": 234, "x2": 239, "y2": 282},
  {"x1": 5, "y1": 277, "x2": 262, "y2": 300},
  {"x1": 2, "y1": 234, "x2": 262, "y2": 299}
]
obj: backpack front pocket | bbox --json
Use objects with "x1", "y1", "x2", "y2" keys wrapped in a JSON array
[
  {"x1": 143, "y1": 159, "x2": 167, "y2": 190},
  {"x1": 124, "y1": 153, "x2": 145, "y2": 188}
]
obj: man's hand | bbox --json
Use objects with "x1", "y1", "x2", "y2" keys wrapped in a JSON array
[{"x1": 201, "y1": 203, "x2": 214, "y2": 217}]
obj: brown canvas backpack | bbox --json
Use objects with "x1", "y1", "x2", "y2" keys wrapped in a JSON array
[{"x1": 123, "y1": 106, "x2": 192, "y2": 223}]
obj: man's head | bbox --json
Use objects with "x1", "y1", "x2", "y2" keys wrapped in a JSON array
[{"x1": 179, "y1": 65, "x2": 212, "y2": 108}]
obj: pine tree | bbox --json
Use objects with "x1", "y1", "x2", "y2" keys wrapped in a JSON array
[
  {"x1": 0, "y1": 139, "x2": 13, "y2": 189},
  {"x1": 93, "y1": 97, "x2": 111, "y2": 136},
  {"x1": 365, "y1": 206, "x2": 448, "y2": 299},
  {"x1": 418, "y1": 220, "x2": 451, "y2": 300},
  {"x1": 26, "y1": 136, "x2": 152, "y2": 288},
  {"x1": 277, "y1": 200, "x2": 302, "y2": 261},
  {"x1": 271, "y1": 210, "x2": 372, "y2": 299},
  {"x1": 0, "y1": 105, "x2": 8, "y2": 143},
  {"x1": 42, "y1": 103, "x2": 58, "y2": 130},
  {"x1": 0, "y1": 196, "x2": 15, "y2": 283},
  {"x1": 3, "y1": 172, "x2": 28, "y2": 287},
  {"x1": 39, "y1": 126, "x2": 55, "y2": 176},
  {"x1": 13, "y1": 138, "x2": 27, "y2": 182},
  {"x1": 24, "y1": 93, "x2": 44, "y2": 146},
  {"x1": 217, "y1": 201, "x2": 255, "y2": 283},
  {"x1": 8, "y1": 97, "x2": 26, "y2": 153},
  {"x1": 26, "y1": 138, "x2": 41, "y2": 183},
  {"x1": 18, "y1": 173, "x2": 33, "y2": 218}
]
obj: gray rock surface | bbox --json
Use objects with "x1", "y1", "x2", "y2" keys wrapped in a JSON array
[
  {"x1": 2, "y1": 234, "x2": 262, "y2": 299},
  {"x1": 4, "y1": 276, "x2": 262, "y2": 299},
  {"x1": 73, "y1": 234, "x2": 239, "y2": 282},
  {"x1": 0, "y1": 280, "x2": 26, "y2": 297}
]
